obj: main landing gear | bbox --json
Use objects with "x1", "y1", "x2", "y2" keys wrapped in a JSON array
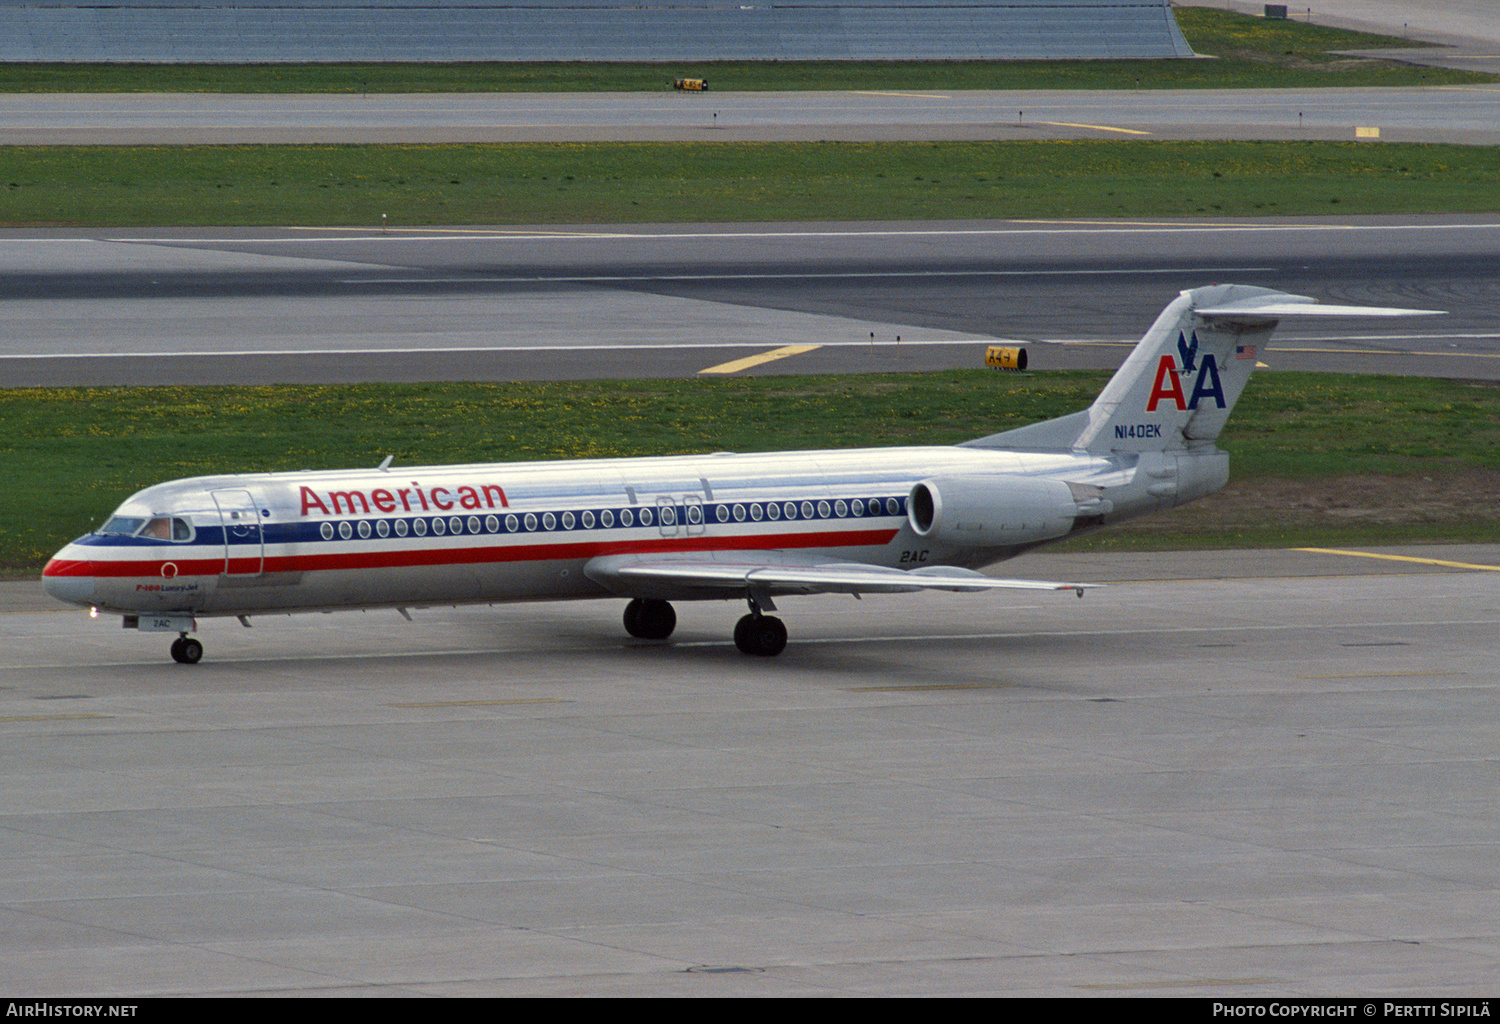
[
  {"x1": 623, "y1": 596, "x2": 789, "y2": 656},
  {"x1": 734, "y1": 611, "x2": 787, "y2": 657},
  {"x1": 169, "y1": 634, "x2": 203, "y2": 664},
  {"x1": 623, "y1": 598, "x2": 677, "y2": 641},
  {"x1": 734, "y1": 591, "x2": 787, "y2": 657}
]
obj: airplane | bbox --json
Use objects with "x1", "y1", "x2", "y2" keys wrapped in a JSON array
[{"x1": 42, "y1": 284, "x2": 1439, "y2": 663}]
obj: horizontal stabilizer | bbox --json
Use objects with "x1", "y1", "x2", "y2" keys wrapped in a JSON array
[{"x1": 1195, "y1": 298, "x2": 1445, "y2": 319}]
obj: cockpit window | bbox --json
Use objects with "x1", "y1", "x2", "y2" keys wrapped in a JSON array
[
  {"x1": 98, "y1": 516, "x2": 146, "y2": 536},
  {"x1": 141, "y1": 517, "x2": 173, "y2": 540},
  {"x1": 97, "y1": 516, "x2": 193, "y2": 541}
]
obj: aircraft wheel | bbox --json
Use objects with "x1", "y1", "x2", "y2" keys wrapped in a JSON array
[
  {"x1": 171, "y1": 637, "x2": 203, "y2": 664},
  {"x1": 734, "y1": 614, "x2": 787, "y2": 657},
  {"x1": 623, "y1": 598, "x2": 676, "y2": 640},
  {"x1": 733, "y1": 614, "x2": 754, "y2": 652}
]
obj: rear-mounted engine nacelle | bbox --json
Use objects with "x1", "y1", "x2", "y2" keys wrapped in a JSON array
[{"x1": 908, "y1": 476, "x2": 1077, "y2": 547}]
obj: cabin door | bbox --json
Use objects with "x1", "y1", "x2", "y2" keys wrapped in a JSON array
[
  {"x1": 654, "y1": 495, "x2": 679, "y2": 537},
  {"x1": 211, "y1": 489, "x2": 264, "y2": 575},
  {"x1": 681, "y1": 494, "x2": 706, "y2": 535}
]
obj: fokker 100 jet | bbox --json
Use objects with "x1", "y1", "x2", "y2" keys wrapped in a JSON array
[{"x1": 43, "y1": 285, "x2": 1438, "y2": 663}]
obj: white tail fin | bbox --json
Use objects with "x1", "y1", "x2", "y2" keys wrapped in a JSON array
[{"x1": 968, "y1": 284, "x2": 1442, "y2": 455}]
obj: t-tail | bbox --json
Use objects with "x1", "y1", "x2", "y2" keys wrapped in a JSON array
[
  {"x1": 969, "y1": 284, "x2": 1442, "y2": 457},
  {"x1": 963, "y1": 284, "x2": 1442, "y2": 523}
]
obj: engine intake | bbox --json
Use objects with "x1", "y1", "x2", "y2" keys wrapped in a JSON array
[{"x1": 908, "y1": 476, "x2": 1077, "y2": 546}]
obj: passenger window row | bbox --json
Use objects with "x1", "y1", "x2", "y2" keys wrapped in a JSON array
[{"x1": 313, "y1": 496, "x2": 906, "y2": 541}]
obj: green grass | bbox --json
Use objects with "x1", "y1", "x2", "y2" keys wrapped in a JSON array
[
  {"x1": 1220, "y1": 374, "x2": 1500, "y2": 476},
  {"x1": 5, "y1": 139, "x2": 1499, "y2": 227},
  {"x1": 0, "y1": 8, "x2": 1490, "y2": 93},
  {"x1": 5, "y1": 371, "x2": 1498, "y2": 573}
]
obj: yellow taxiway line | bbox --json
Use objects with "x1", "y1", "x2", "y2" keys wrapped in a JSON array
[
  {"x1": 849, "y1": 91, "x2": 951, "y2": 99},
  {"x1": 1294, "y1": 548, "x2": 1500, "y2": 572},
  {"x1": 699, "y1": 344, "x2": 821, "y2": 375},
  {"x1": 1037, "y1": 121, "x2": 1152, "y2": 136},
  {"x1": 387, "y1": 698, "x2": 570, "y2": 708}
]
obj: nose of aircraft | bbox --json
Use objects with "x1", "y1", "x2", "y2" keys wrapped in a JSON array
[{"x1": 42, "y1": 550, "x2": 97, "y2": 608}]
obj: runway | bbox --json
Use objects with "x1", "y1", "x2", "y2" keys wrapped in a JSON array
[
  {"x1": 4, "y1": 217, "x2": 1499, "y2": 385},
  {"x1": 3, "y1": 546, "x2": 1497, "y2": 996},
  {"x1": 6, "y1": 85, "x2": 1500, "y2": 146}
]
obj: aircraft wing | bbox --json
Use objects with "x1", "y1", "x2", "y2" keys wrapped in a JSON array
[{"x1": 584, "y1": 553, "x2": 1093, "y2": 597}]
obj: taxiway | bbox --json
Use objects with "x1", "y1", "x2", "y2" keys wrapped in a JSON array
[{"x1": 3, "y1": 546, "x2": 1497, "y2": 996}]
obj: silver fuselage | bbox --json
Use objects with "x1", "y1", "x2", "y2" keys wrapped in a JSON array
[{"x1": 43, "y1": 444, "x2": 1226, "y2": 618}]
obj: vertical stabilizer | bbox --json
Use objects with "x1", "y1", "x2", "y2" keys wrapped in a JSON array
[
  {"x1": 1073, "y1": 284, "x2": 1286, "y2": 454},
  {"x1": 965, "y1": 285, "x2": 1440, "y2": 456}
]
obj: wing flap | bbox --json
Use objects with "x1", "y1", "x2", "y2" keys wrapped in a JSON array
[{"x1": 585, "y1": 553, "x2": 1092, "y2": 597}]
